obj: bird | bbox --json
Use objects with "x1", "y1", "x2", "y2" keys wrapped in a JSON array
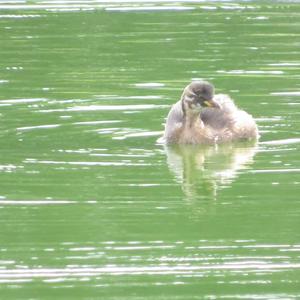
[{"x1": 162, "y1": 81, "x2": 258, "y2": 144}]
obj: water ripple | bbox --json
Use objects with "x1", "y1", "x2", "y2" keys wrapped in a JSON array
[
  {"x1": 0, "y1": 200, "x2": 76, "y2": 205},
  {"x1": 105, "y1": 6, "x2": 195, "y2": 12},
  {"x1": 17, "y1": 124, "x2": 61, "y2": 131},
  {"x1": 1, "y1": 263, "x2": 300, "y2": 280},
  {"x1": 38, "y1": 104, "x2": 168, "y2": 113},
  {"x1": 0, "y1": 0, "x2": 262, "y2": 12},
  {"x1": 24, "y1": 158, "x2": 151, "y2": 167},
  {"x1": 0, "y1": 241, "x2": 300, "y2": 284}
]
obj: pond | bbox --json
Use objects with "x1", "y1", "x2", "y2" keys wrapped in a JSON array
[{"x1": 0, "y1": 1, "x2": 300, "y2": 299}]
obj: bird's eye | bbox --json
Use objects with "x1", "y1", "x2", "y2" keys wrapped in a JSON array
[
  {"x1": 184, "y1": 95, "x2": 194, "y2": 102},
  {"x1": 199, "y1": 96, "x2": 206, "y2": 103}
]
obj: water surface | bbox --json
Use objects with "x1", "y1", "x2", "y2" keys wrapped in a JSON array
[{"x1": 0, "y1": 1, "x2": 300, "y2": 299}]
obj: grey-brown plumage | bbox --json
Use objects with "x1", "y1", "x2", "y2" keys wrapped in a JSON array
[{"x1": 162, "y1": 81, "x2": 258, "y2": 144}]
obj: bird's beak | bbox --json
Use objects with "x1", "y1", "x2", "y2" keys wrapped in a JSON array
[{"x1": 203, "y1": 99, "x2": 221, "y2": 109}]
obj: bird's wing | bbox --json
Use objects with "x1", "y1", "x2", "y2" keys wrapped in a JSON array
[
  {"x1": 200, "y1": 108, "x2": 235, "y2": 130},
  {"x1": 200, "y1": 94, "x2": 238, "y2": 130}
]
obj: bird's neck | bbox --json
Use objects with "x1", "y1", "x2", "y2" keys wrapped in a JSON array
[{"x1": 183, "y1": 110, "x2": 203, "y2": 129}]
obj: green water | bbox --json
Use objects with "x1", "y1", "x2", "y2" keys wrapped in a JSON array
[{"x1": 0, "y1": 1, "x2": 300, "y2": 299}]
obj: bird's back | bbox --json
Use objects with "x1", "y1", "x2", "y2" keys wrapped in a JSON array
[{"x1": 200, "y1": 94, "x2": 258, "y2": 140}]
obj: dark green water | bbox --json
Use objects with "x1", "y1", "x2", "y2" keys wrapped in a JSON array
[{"x1": 0, "y1": 1, "x2": 300, "y2": 299}]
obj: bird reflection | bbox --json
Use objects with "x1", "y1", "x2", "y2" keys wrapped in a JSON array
[{"x1": 164, "y1": 142, "x2": 257, "y2": 201}]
